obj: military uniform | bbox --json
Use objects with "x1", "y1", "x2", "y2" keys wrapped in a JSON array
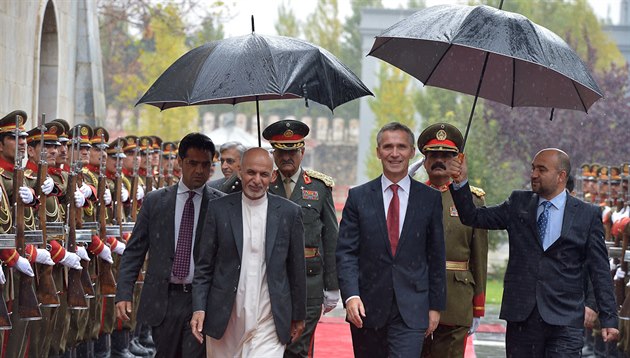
[
  {"x1": 263, "y1": 119, "x2": 339, "y2": 358},
  {"x1": 417, "y1": 123, "x2": 488, "y2": 358}
]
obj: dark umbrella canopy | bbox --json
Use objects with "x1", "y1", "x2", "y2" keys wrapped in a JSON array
[
  {"x1": 368, "y1": 4, "x2": 602, "y2": 113},
  {"x1": 137, "y1": 33, "x2": 372, "y2": 111}
]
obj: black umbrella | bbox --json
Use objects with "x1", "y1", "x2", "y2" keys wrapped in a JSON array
[
  {"x1": 137, "y1": 21, "x2": 372, "y2": 146},
  {"x1": 368, "y1": 3, "x2": 603, "y2": 151}
]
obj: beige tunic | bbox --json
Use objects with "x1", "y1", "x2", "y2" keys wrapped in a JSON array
[{"x1": 207, "y1": 194, "x2": 284, "y2": 357}]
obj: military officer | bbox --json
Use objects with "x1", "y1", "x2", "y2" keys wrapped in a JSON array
[
  {"x1": 262, "y1": 119, "x2": 339, "y2": 358},
  {"x1": 417, "y1": 123, "x2": 488, "y2": 358}
]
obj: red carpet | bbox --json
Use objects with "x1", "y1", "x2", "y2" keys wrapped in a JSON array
[{"x1": 314, "y1": 316, "x2": 483, "y2": 357}]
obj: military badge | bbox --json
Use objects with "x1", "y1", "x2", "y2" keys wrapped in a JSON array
[
  {"x1": 449, "y1": 205, "x2": 458, "y2": 217},
  {"x1": 302, "y1": 189, "x2": 319, "y2": 200},
  {"x1": 283, "y1": 129, "x2": 294, "y2": 138},
  {"x1": 436, "y1": 129, "x2": 447, "y2": 141}
]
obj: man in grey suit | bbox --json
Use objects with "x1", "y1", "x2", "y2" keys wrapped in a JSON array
[
  {"x1": 208, "y1": 141, "x2": 246, "y2": 194},
  {"x1": 115, "y1": 132, "x2": 224, "y2": 358},
  {"x1": 448, "y1": 148, "x2": 619, "y2": 356},
  {"x1": 191, "y1": 147, "x2": 306, "y2": 357}
]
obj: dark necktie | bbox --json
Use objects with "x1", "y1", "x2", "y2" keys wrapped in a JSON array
[
  {"x1": 387, "y1": 184, "x2": 400, "y2": 256},
  {"x1": 537, "y1": 201, "x2": 552, "y2": 246},
  {"x1": 172, "y1": 191, "x2": 195, "y2": 279}
]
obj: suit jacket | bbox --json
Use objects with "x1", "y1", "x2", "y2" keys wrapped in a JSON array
[
  {"x1": 208, "y1": 174, "x2": 242, "y2": 194},
  {"x1": 336, "y1": 176, "x2": 446, "y2": 330},
  {"x1": 450, "y1": 183, "x2": 618, "y2": 328},
  {"x1": 115, "y1": 182, "x2": 224, "y2": 326},
  {"x1": 192, "y1": 192, "x2": 307, "y2": 344}
]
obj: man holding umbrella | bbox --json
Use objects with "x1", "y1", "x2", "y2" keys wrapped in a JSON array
[
  {"x1": 262, "y1": 119, "x2": 340, "y2": 358},
  {"x1": 448, "y1": 149, "x2": 619, "y2": 356},
  {"x1": 417, "y1": 123, "x2": 488, "y2": 358}
]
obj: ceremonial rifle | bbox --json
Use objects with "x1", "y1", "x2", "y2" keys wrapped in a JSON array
[
  {"x1": 12, "y1": 114, "x2": 42, "y2": 320},
  {"x1": 144, "y1": 144, "x2": 153, "y2": 193},
  {"x1": 34, "y1": 114, "x2": 60, "y2": 307},
  {"x1": 65, "y1": 127, "x2": 88, "y2": 309},
  {"x1": 73, "y1": 134, "x2": 95, "y2": 298},
  {"x1": 128, "y1": 139, "x2": 140, "y2": 222},
  {"x1": 156, "y1": 143, "x2": 165, "y2": 189},
  {"x1": 0, "y1": 187, "x2": 13, "y2": 329},
  {"x1": 96, "y1": 134, "x2": 116, "y2": 297}
]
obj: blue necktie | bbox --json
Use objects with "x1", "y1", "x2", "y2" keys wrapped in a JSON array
[{"x1": 537, "y1": 201, "x2": 552, "y2": 246}]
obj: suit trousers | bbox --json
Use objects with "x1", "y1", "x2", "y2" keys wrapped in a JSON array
[
  {"x1": 506, "y1": 305, "x2": 583, "y2": 358},
  {"x1": 350, "y1": 295, "x2": 425, "y2": 358},
  {"x1": 151, "y1": 288, "x2": 205, "y2": 358}
]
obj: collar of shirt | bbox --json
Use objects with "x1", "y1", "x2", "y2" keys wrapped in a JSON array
[
  {"x1": 381, "y1": 174, "x2": 411, "y2": 195},
  {"x1": 177, "y1": 181, "x2": 204, "y2": 197},
  {"x1": 279, "y1": 168, "x2": 302, "y2": 184},
  {"x1": 538, "y1": 190, "x2": 567, "y2": 212}
]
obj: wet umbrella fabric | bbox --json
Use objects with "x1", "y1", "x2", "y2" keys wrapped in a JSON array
[
  {"x1": 136, "y1": 33, "x2": 371, "y2": 111},
  {"x1": 368, "y1": 4, "x2": 602, "y2": 147}
]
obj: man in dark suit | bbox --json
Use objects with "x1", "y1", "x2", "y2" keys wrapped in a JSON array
[
  {"x1": 115, "y1": 132, "x2": 223, "y2": 358},
  {"x1": 207, "y1": 141, "x2": 246, "y2": 194},
  {"x1": 190, "y1": 147, "x2": 306, "y2": 357},
  {"x1": 448, "y1": 148, "x2": 619, "y2": 356},
  {"x1": 336, "y1": 122, "x2": 446, "y2": 358}
]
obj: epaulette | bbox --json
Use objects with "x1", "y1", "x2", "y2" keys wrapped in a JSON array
[
  {"x1": 122, "y1": 176, "x2": 132, "y2": 191},
  {"x1": 82, "y1": 168, "x2": 98, "y2": 186},
  {"x1": 0, "y1": 167, "x2": 7, "y2": 180},
  {"x1": 305, "y1": 169, "x2": 334, "y2": 188},
  {"x1": 470, "y1": 185, "x2": 485, "y2": 198},
  {"x1": 24, "y1": 169, "x2": 36, "y2": 180}
]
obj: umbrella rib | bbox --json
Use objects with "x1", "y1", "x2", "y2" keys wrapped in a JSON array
[
  {"x1": 571, "y1": 80, "x2": 588, "y2": 112},
  {"x1": 424, "y1": 43, "x2": 453, "y2": 85}
]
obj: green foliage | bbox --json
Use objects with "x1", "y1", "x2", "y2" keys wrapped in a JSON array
[
  {"x1": 365, "y1": 64, "x2": 416, "y2": 179},
  {"x1": 304, "y1": 0, "x2": 343, "y2": 57},
  {"x1": 275, "y1": 1, "x2": 301, "y2": 38},
  {"x1": 485, "y1": 279, "x2": 504, "y2": 304}
]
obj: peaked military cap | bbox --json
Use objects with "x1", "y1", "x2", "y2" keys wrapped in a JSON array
[
  {"x1": 107, "y1": 137, "x2": 127, "y2": 158},
  {"x1": 26, "y1": 121, "x2": 63, "y2": 146},
  {"x1": 417, "y1": 122, "x2": 463, "y2": 155},
  {"x1": 51, "y1": 119, "x2": 70, "y2": 143},
  {"x1": 91, "y1": 127, "x2": 110, "y2": 148},
  {"x1": 123, "y1": 135, "x2": 138, "y2": 152},
  {"x1": 0, "y1": 110, "x2": 28, "y2": 136},
  {"x1": 262, "y1": 119, "x2": 309, "y2": 150},
  {"x1": 69, "y1": 124, "x2": 93, "y2": 147}
]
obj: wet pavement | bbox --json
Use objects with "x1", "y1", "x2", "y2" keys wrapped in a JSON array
[{"x1": 473, "y1": 303, "x2": 507, "y2": 357}]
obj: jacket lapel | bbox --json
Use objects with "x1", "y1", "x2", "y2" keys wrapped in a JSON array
[
  {"x1": 370, "y1": 177, "x2": 391, "y2": 256},
  {"x1": 164, "y1": 186, "x2": 177, "y2": 254},
  {"x1": 560, "y1": 194, "x2": 578, "y2": 241},
  {"x1": 397, "y1": 179, "x2": 416, "y2": 254},
  {"x1": 193, "y1": 186, "x2": 211, "y2": 246},
  {"x1": 229, "y1": 195, "x2": 244, "y2": 260},
  {"x1": 265, "y1": 195, "x2": 280, "y2": 263},
  {"x1": 525, "y1": 194, "x2": 541, "y2": 247}
]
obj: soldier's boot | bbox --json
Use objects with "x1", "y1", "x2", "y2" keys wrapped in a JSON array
[
  {"x1": 95, "y1": 333, "x2": 111, "y2": 358},
  {"x1": 63, "y1": 346, "x2": 77, "y2": 358},
  {"x1": 76, "y1": 340, "x2": 89, "y2": 358},
  {"x1": 111, "y1": 329, "x2": 138, "y2": 358},
  {"x1": 128, "y1": 335, "x2": 152, "y2": 356},
  {"x1": 138, "y1": 324, "x2": 155, "y2": 350}
]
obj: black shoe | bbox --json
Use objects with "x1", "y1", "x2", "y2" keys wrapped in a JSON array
[
  {"x1": 128, "y1": 338, "x2": 152, "y2": 356},
  {"x1": 111, "y1": 330, "x2": 139, "y2": 358},
  {"x1": 139, "y1": 325, "x2": 156, "y2": 349}
]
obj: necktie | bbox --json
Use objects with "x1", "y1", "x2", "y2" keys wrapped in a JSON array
[
  {"x1": 283, "y1": 178, "x2": 293, "y2": 199},
  {"x1": 172, "y1": 191, "x2": 196, "y2": 279},
  {"x1": 537, "y1": 201, "x2": 552, "y2": 247},
  {"x1": 387, "y1": 184, "x2": 400, "y2": 256}
]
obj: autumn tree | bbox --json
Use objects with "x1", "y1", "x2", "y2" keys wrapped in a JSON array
[{"x1": 275, "y1": 1, "x2": 301, "y2": 38}]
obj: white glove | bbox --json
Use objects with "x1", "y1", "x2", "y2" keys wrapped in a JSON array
[
  {"x1": 136, "y1": 185, "x2": 145, "y2": 201},
  {"x1": 611, "y1": 258, "x2": 617, "y2": 271},
  {"x1": 76, "y1": 246, "x2": 90, "y2": 261},
  {"x1": 41, "y1": 177, "x2": 55, "y2": 195},
  {"x1": 79, "y1": 183, "x2": 92, "y2": 199},
  {"x1": 0, "y1": 268, "x2": 5, "y2": 284},
  {"x1": 323, "y1": 289, "x2": 340, "y2": 314},
  {"x1": 103, "y1": 188, "x2": 112, "y2": 206},
  {"x1": 98, "y1": 245, "x2": 114, "y2": 264},
  {"x1": 60, "y1": 251, "x2": 82, "y2": 270},
  {"x1": 35, "y1": 248, "x2": 55, "y2": 266},
  {"x1": 74, "y1": 188, "x2": 86, "y2": 208},
  {"x1": 121, "y1": 186, "x2": 129, "y2": 202},
  {"x1": 469, "y1": 317, "x2": 481, "y2": 335},
  {"x1": 111, "y1": 240, "x2": 126, "y2": 256},
  {"x1": 14, "y1": 256, "x2": 35, "y2": 277},
  {"x1": 615, "y1": 267, "x2": 626, "y2": 281},
  {"x1": 19, "y1": 186, "x2": 34, "y2": 204}
]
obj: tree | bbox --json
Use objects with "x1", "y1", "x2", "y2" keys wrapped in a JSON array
[
  {"x1": 304, "y1": 0, "x2": 343, "y2": 57},
  {"x1": 275, "y1": 1, "x2": 301, "y2": 38},
  {"x1": 365, "y1": 64, "x2": 416, "y2": 179}
]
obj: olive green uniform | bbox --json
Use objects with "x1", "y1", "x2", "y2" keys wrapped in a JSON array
[
  {"x1": 422, "y1": 184, "x2": 488, "y2": 358},
  {"x1": 269, "y1": 168, "x2": 339, "y2": 358}
]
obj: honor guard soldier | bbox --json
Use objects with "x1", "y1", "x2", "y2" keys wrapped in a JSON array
[
  {"x1": 417, "y1": 123, "x2": 488, "y2": 358},
  {"x1": 263, "y1": 119, "x2": 339, "y2": 358},
  {"x1": 160, "y1": 142, "x2": 179, "y2": 187}
]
